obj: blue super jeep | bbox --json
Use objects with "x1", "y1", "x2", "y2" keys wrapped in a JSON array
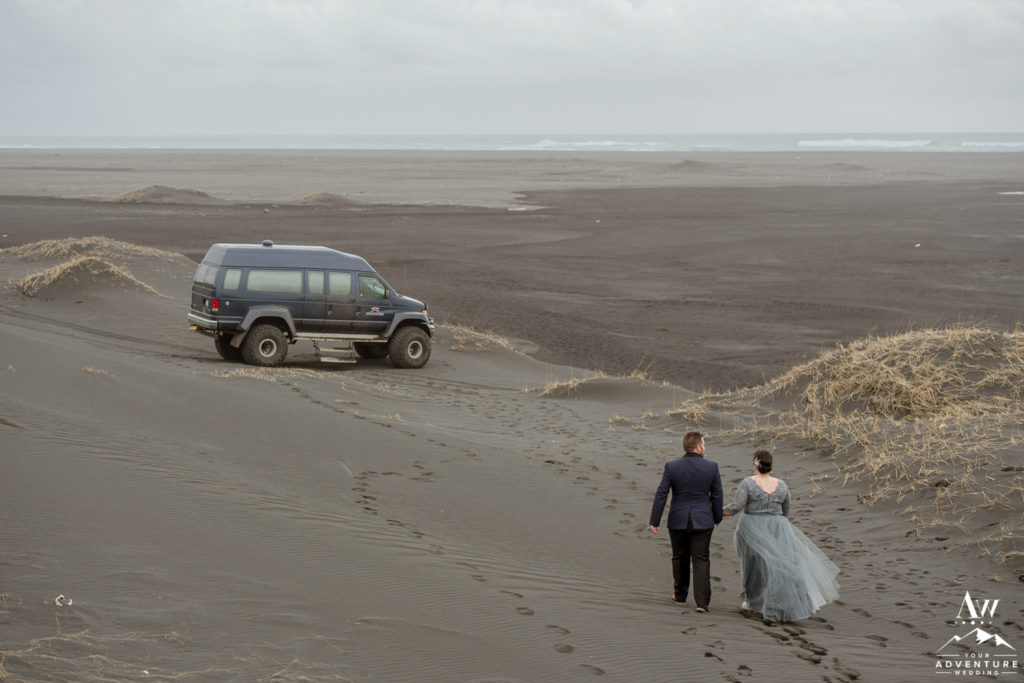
[{"x1": 187, "y1": 241, "x2": 434, "y2": 368}]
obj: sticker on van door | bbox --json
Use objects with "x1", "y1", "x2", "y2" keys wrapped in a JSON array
[{"x1": 367, "y1": 307, "x2": 384, "y2": 316}]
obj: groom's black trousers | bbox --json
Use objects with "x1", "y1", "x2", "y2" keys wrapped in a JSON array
[{"x1": 669, "y1": 520, "x2": 714, "y2": 607}]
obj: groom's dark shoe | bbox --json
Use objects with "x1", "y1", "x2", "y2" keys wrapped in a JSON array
[{"x1": 671, "y1": 593, "x2": 686, "y2": 604}]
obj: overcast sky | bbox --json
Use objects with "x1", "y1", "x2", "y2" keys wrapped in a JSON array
[{"x1": 2, "y1": 0, "x2": 1022, "y2": 136}]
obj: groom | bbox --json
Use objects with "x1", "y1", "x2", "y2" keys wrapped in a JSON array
[{"x1": 649, "y1": 431, "x2": 724, "y2": 612}]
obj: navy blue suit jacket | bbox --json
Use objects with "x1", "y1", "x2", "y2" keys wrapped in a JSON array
[{"x1": 649, "y1": 453, "x2": 724, "y2": 530}]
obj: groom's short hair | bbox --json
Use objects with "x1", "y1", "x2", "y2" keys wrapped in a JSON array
[{"x1": 683, "y1": 431, "x2": 704, "y2": 452}]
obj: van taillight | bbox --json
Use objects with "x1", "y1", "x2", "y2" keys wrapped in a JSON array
[{"x1": 210, "y1": 298, "x2": 220, "y2": 313}]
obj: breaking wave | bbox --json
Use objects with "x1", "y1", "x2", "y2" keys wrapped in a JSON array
[{"x1": 798, "y1": 138, "x2": 936, "y2": 150}]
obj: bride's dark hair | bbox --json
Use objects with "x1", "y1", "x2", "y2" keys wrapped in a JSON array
[{"x1": 753, "y1": 449, "x2": 773, "y2": 474}]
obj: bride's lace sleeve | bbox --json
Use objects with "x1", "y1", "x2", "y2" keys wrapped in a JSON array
[{"x1": 724, "y1": 478, "x2": 750, "y2": 514}]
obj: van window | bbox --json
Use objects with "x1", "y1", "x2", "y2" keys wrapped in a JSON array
[
  {"x1": 194, "y1": 263, "x2": 218, "y2": 287},
  {"x1": 359, "y1": 274, "x2": 388, "y2": 298},
  {"x1": 222, "y1": 268, "x2": 242, "y2": 291},
  {"x1": 307, "y1": 270, "x2": 325, "y2": 295},
  {"x1": 246, "y1": 269, "x2": 303, "y2": 294},
  {"x1": 329, "y1": 271, "x2": 352, "y2": 297}
]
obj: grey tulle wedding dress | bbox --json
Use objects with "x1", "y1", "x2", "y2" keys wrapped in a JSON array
[{"x1": 724, "y1": 477, "x2": 840, "y2": 621}]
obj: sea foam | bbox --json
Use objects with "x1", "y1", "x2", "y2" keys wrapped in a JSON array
[
  {"x1": 798, "y1": 138, "x2": 935, "y2": 150},
  {"x1": 962, "y1": 141, "x2": 1024, "y2": 150}
]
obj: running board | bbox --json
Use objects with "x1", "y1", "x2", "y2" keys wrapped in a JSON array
[
  {"x1": 312, "y1": 340, "x2": 358, "y2": 363},
  {"x1": 294, "y1": 332, "x2": 382, "y2": 341}
]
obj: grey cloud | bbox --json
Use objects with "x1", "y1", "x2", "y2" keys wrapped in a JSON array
[{"x1": 1, "y1": 0, "x2": 1022, "y2": 134}]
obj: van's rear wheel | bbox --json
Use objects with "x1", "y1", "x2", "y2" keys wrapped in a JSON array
[
  {"x1": 241, "y1": 324, "x2": 288, "y2": 366},
  {"x1": 353, "y1": 342, "x2": 389, "y2": 359},
  {"x1": 388, "y1": 327, "x2": 431, "y2": 368},
  {"x1": 214, "y1": 334, "x2": 244, "y2": 362}
]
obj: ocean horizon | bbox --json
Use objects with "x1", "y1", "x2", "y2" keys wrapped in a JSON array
[{"x1": 1, "y1": 132, "x2": 1023, "y2": 153}]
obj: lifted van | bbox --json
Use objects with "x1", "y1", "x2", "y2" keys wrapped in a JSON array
[{"x1": 187, "y1": 241, "x2": 434, "y2": 368}]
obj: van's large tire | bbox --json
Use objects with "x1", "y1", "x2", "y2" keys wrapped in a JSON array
[
  {"x1": 241, "y1": 324, "x2": 289, "y2": 366},
  {"x1": 388, "y1": 327, "x2": 431, "y2": 368},
  {"x1": 353, "y1": 342, "x2": 389, "y2": 359},
  {"x1": 214, "y1": 334, "x2": 244, "y2": 362}
]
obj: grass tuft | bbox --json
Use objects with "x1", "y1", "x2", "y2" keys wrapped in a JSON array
[
  {"x1": 13, "y1": 256, "x2": 163, "y2": 297},
  {"x1": 668, "y1": 325, "x2": 1024, "y2": 566},
  {"x1": 446, "y1": 323, "x2": 517, "y2": 352}
]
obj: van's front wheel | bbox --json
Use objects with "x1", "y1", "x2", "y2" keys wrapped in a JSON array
[
  {"x1": 241, "y1": 324, "x2": 288, "y2": 366},
  {"x1": 388, "y1": 327, "x2": 431, "y2": 368}
]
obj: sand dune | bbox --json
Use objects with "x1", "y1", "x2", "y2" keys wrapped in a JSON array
[
  {"x1": 3, "y1": 236, "x2": 198, "y2": 300},
  {"x1": 669, "y1": 159, "x2": 725, "y2": 172},
  {"x1": 1, "y1": 236, "x2": 1021, "y2": 680},
  {"x1": 291, "y1": 192, "x2": 362, "y2": 206},
  {"x1": 111, "y1": 184, "x2": 229, "y2": 205},
  {"x1": 3, "y1": 150, "x2": 1024, "y2": 680},
  {"x1": 11, "y1": 255, "x2": 162, "y2": 298},
  {"x1": 659, "y1": 326, "x2": 1024, "y2": 572}
]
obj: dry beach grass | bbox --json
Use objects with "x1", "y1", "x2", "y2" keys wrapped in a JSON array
[
  {"x1": 3, "y1": 236, "x2": 195, "y2": 298},
  {"x1": 665, "y1": 326, "x2": 1024, "y2": 573}
]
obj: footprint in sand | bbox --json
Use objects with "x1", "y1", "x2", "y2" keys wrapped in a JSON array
[
  {"x1": 502, "y1": 590, "x2": 523, "y2": 599},
  {"x1": 853, "y1": 607, "x2": 872, "y2": 617},
  {"x1": 546, "y1": 624, "x2": 570, "y2": 635},
  {"x1": 831, "y1": 658, "x2": 862, "y2": 680},
  {"x1": 797, "y1": 640, "x2": 828, "y2": 656},
  {"x1": 577, "y1": 664, "x2": 605, "y2": 676},
  {"x1": 722, "y1": 665, "x2": 754, "y2": 681},
  {"x1": 516, "y1": 606, "x2": 535, "y2": 616},
  {"x1": 866, "y1": 634, "x2": 888, "y2": 647},
  {"x1": 554, "y1": 643, "x2": 575, "y2": 653},
  {"x1": 704, "y1": 651, "x2": 724, "y2": 663},
  {"x1": 759, "y1": 628, "x2": 790, "y2": 642}
]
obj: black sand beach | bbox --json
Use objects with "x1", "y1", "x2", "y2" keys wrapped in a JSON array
[{"x1": 1, "y1": 150, "x2": 1023, "y2": 681}]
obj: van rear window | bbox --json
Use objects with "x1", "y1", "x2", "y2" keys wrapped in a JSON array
[
  {"x1": 193, "y1": 263, "x2": 218, "y2": 287},
  {"x1": 246, "y1": 269, "x2": 303, "y2": 294}
]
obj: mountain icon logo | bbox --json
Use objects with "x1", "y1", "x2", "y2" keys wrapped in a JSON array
[{"x1": 938, "y1": 627, "x2": 1015, "y2": 652}]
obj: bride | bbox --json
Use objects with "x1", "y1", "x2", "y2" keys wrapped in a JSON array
[{"x1": 722, "y1": 449, "x2": 840, "y2": 622}]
